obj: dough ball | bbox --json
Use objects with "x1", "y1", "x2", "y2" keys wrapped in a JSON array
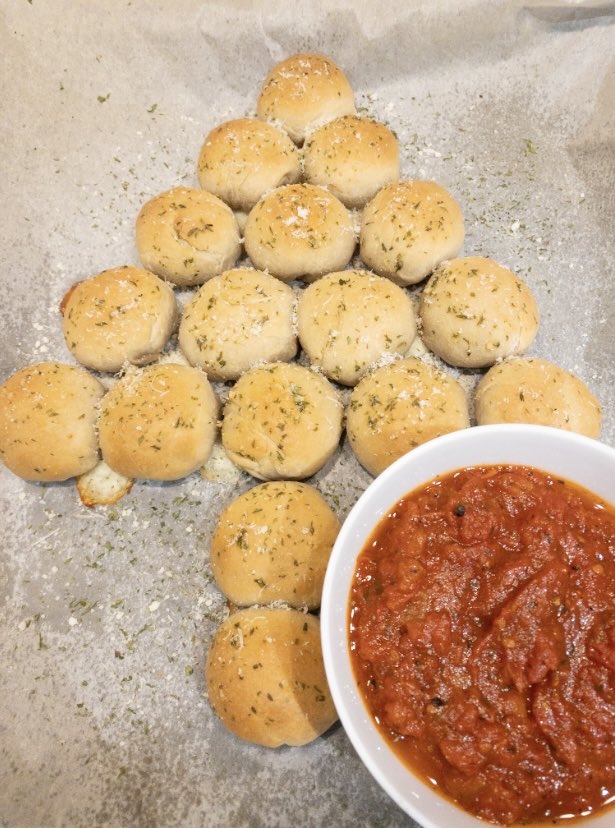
[
  {"x1": 206, "y1": 607, "x2": 337, "y2": 747},
  {"x1": 221, "y1": 363, "x2": 343, "y2": 480},
  {"x1": 244, "y1": 183, "x2": 356, "y2": 283},
  {"x1": 303, "y1": 115, "x2": 399, "y2": 208},
  {"x1": 178, "y1": 268, "x2": 297, "y2": 381},
  {"x1": 136, "y1": 186, "x2": 241, "y2": 287},
  {"x1": 197, "y1": 118, "x2": 301, "y2": 213},
  {"x1": 419, "y1": 256, "x2": 540, "y2": 368},
  {"x1": 347, "y1": 357, "x2": 469, "y2": 476},
  {"x1": 99, "y1": 363, "x2": 218, "y2": 480},
  {"x1": 475, "y1": 358, "x2": 602, "y2": 437},
  {"x1": 210, "y1": 481, "x2": 340, "y2": 609},
  {"x1": 76, "y1": 460, "x2": 133, "y2": 507},
  {"x1": 360, "y1": 180, "x2": 465, "y2": 285},
  {"x1": 297, "y1": 269, "x2": 416, "y2": 386},
  {"x1": 61, "y1": 266, "x2": 177, "y2": 373},
  {"x1": 256, "y1": 52, "x2": 355, "y2": 145},
  {"x1": 0, "y1": 362, "x2": 104, "y2": 481}
]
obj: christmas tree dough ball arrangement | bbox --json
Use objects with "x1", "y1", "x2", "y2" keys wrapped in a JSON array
[
  {"x1": 0, "y1": 362, "x2": 104, "y2": 481},
  {"x1": 197, "y1": 118, "x2": 302, "y2": 213},
  {"x1": 221, "y1": 362, "x2": 343, "y2": 480},
  {"x1": 61, "y1": 266, "x2": 177, "y2": 373},
  {"x1": 206, "y1": 607, "x2": 337, "y2": 747},
  {"x1": 135, "y1": 186, "x2": 241, "y2": 287},
  {"x1": 243, "y1": 183, "x2": 356, "y2": 283},
  {"x1": 297, "y1": 269, "x2": 416, "y2": 386},
  {"x1": 256, "y1": 52, "x2": 355, "y2": 145},
  {"x1": 475, "y1": 357, "x2": 602, "y2": 437},
  {"x1": 303, "y1": 115, "x2": 400, "y2": 208},
  {"x1": 98, "y1": 363, "x2": 218, "y2": 481},
  {"x1": 210, "y1": 481, "x2": 340, "y2": 609},
  {"x1": 178, "y1": 267, "x2": 297, "y2": 381},
  {"x1": 0, "y1": 46, "x2": 608, "y2": 800},
  {"x1": 419, "y1": 256, "x2": 540, "y2": 368},
  {"x1": 346, "y1": 357, "x2": 470, "y2": 476},
  {"x1": 360, "y1": 180, "x2": 465, "y2": 285}
]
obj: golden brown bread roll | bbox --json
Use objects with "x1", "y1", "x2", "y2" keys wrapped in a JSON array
[
  {"x1": 136, "y1": 186, "x2": 241, "y2": 287},
  {"x1": 360, "y1": 180, "x2": 465, "y2": 285},
  {"x1": 0, "y1": 362, "x2": 104, "y2": 481},
  {"x1": 346, "y1": 357, "x2": 469, "y2": 476},
  {"x1": 475, "y1": 358, "x2": 602, "y2": 437},
  {"x1": 297, "y1": 269, "x2": 416, "y2": 385},
  {"x1": 419, "y1": 256, "x2": 540, "y2": 368},
  {"x1": 210, "y1": 481, "x2": 340, "y2": 609},
  {"x1": 197, "y1": 118, "x2": 301, "y2": 212},
  {"x1": 256, "y1": 52, "x2": 355, "y2": 144},
  {"x1": 98, "y1": 363, "x2": 218, "y2": 480},
  {"x1": 206, "y1": 607, "x2": 338, "y2": 747},
  {"x1": 221, "y1": 362, "x2": 343, "y2": 480},
  {"x1": 243, "y1": 183, "x2": 356, "y2": 283},
  {"x1": 303, "y1": 115, "x2": 400, "y2": 208},
  {"x1": 61, "y1": 266, "x2": 177, "y2": 373},
  {"x1": 76, "y1": 460, "x2": 133, "y2": 507},
  {"x1": 178, "y1": 268, "x2": 297, "y2": 381}
]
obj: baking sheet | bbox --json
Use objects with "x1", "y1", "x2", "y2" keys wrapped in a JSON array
[{"x1": 1, "y1": 1, "x2": 614, "y2": 826}]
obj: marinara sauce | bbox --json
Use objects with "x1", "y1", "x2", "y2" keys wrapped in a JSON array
[{"x1": 350, "y1": 465, "x2": 615, "y2": 825}]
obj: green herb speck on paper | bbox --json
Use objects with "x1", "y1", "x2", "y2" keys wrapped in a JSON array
[
  {"x1": 524, "y1": 138, "x2": 537, "y2": 155},
  {"x1": 147, "y1": 103, "x2": 158, "y2": 114},
  {"x1": 97, "y1": 93, "x2": 110, "y2": 103}
]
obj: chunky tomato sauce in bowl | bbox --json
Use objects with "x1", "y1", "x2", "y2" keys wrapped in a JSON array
[{"x1": 321, "y1": 425, "x2": 615, "y2": 828}]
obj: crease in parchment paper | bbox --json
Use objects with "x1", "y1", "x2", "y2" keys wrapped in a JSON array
[{"x1": 524, "y1": 1, "x2": 615, "y2": 23}]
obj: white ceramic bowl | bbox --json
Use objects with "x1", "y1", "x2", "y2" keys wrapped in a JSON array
[{"x1": 321, "y1": 424, "x2": 615, "y2": 828}]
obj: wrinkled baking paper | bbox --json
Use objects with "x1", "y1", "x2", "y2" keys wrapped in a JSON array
[{"x1": 0, "y1": 1, "x2": 614, "y2": 826}]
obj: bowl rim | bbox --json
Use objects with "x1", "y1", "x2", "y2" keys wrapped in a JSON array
[{"x1": 321, "y1": 423, "x2": 615, "y2": 828}]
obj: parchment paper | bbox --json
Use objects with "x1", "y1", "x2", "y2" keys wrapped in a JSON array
[{"x1": 1, "y1": 1, "x2": 614, "y2": 826}]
